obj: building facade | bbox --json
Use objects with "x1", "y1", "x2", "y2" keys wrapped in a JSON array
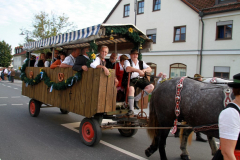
[
  {"x1": 104, "y1": 0, "x2": 240, "y2": 79},
  {"x1": 13, "y1": 46, "x2": 26, "y2": 70}
]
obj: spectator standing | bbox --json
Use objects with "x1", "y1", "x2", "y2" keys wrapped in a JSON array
[{"x1": 10, "y1": 68, "x2": 15, "y2": 83}]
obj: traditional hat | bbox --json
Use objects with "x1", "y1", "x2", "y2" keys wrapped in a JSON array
[
  {"x1": 194, "y1": 74, "x2": 203, "y2": 80},
  {"x1": 228, "y1": 73, "x2": 240, "y2": 88},
  {"x1": 130, "y1": 49, "x2": 139, "y2": 55}
]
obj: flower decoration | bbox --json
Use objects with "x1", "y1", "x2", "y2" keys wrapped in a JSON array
[
  {"x1": 18, "y1": 67, "x2": 21, "y2": 70},
  {"x1": 109, "y1": 36, "x2": 114, "y2": 40},
  {"x1": 91, "y1": 53, "x2": 96, "y2": 59},
  {"x1": 128, "y1": 27, "x2": 133, "y2": 33},
  {"x1": 111, "y1": 30, "x2": 114, "y2": 33},
  {"x1": 33, "y1": 80, "x2": 36, "y2": 82},
  {"x1": 139, "y1": 44, "x2": 143, "y2": 50},
  {"x1": 40, "y1": 68, "x2": 43, "y2": 72}
]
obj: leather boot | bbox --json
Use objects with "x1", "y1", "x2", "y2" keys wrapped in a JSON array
[{"x1": 134, "y1": 101, "x2": 140, "y2": 110}]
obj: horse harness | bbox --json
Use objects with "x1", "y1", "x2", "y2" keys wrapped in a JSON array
[{"x1": 171, "y1": 76, "x2": 186, "y2": 134}]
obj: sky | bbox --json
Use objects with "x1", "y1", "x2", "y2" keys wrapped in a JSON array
[{"x1": 0, "y1": 0, "x2": 118, "y2": 55}]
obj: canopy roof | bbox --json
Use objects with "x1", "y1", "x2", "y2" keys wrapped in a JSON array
[{"x1": 23, "y1": 24, "x2": 152, "y2": 53}]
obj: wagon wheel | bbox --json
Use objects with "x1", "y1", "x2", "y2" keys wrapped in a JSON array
[
  {"x1": 79, "y1": 118, "x2": 102, "y2": 146},
  {"x1": 118, "y1": 129, "x2": 138, "y2": 137},
  {"x1": 60, "y1": 109, "x2": 69, "y2": 114},
  {"x1": 29, "y1": 99, "x2": 41, "y2": 117}
]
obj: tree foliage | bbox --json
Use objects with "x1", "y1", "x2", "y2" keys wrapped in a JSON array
[
  {"x1": 0, "y1": 40, "x2": 12, "y2": 67},
  {"x1": 21, "y1": 11, "x2": 77, "y2": 43}
]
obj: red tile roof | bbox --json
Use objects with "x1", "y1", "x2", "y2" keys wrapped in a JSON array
[
  {"x1": 13, "y1": 51, "x2": 26, "y2": 56},
  {"x1": 181, "y1": 0, "x2": 240, "y2": 15}
]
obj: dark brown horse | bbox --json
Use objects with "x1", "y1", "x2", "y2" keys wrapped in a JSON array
[{"x1": 146, "y1": 77, "x2": 234, "y2": 160}]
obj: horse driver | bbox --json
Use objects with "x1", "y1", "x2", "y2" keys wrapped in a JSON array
[{"x1": 124, "y1": 49, "x2": 154, "y2": 116}]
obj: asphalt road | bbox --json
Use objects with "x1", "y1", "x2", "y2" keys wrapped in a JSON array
[{"x1": 0, "y1": 79, "x2": 218, "y2": 160}]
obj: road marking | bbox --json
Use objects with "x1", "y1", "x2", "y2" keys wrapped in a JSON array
[
  {"x1": 14, "y1": 88, "x2": 18, "y2": 89},
  {"x1": 11, "y1": 96, "x2": 21, "y2": 98},
  {"x1": 61, "y1": 122, "x2": 147, "y2": 160},
  {"x1": 12, "y1": 104, "x2": 23, "y2": 105},
  {"x1": 0, "y1": 97, "x2": 8, "y2": 98},
  {"x1": 0, "y1": 104, "x2": 7, "y2": 106},
  {"x1": 2, "y1": 84, "x2": 6, "y2": 86},
  {"x1": 7, "y1": 86, "x2": 11, "y2": 87}
]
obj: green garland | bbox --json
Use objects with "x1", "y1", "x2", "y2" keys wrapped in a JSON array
[
  {"x1": 20, "y1": 52, "x2": 82, "y2": 91},
  {"x1": 105, "y1": 26, "x2": 145, "y2": 60}
]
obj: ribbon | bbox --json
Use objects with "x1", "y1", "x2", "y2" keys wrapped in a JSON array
[
  {"x1": 40, "y1": 72, "x2": 43, "y2": 80},
  {"x1": 171, "y1": 119, "x2": 178, "y2": 134},
  {"x1": 234, "y1": 79, "x2": 240, "y2": 83},
  {"x1": 20, "y1": 73, "x2": 23, "y2": 78},
  {"x1": 50, "y1": 84, "x2": 53, "y2": 93},
  {"x1": 68, "y1": 75, "x2": 78, "y2": 87},
  {"x1": 25, "y1": 83, "x2": 28, "y2": 87}
]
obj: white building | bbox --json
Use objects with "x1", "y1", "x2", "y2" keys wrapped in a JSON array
[
  {"x1": 13, "y1": 46, "x2": 26, "y2": 70},
  {"x1": 104, "y1": 0, "x2": 240, "y2": 79}
]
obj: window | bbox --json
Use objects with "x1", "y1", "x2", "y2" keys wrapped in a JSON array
[
  {"x1": 170, "y1": 63, "x2": 186, "y2": 78},
  {"x1": 216, "y1": 0, "x2": 237, "y2": 5},
  {"x1": 174, "y1": 26, "x2": 186, "y2": 42},
  {"x1": 138, "y1": 1, "x2": 144, "y2": 14},
  {"x1": 153, "y1": 0, "x2": 161, "y2": 11},
  {"x1": 124, "y1": 4, "x2": 130, "y2": 17},
  {"x1": 214, "y1": 66, "x2": 230, "y2": 79},
  {"x1": 216, "y1": 20, "x2": 233, "y2": 40},
  {"x1": 147, "y1": 29, "x2": 157, "y2": 44}
]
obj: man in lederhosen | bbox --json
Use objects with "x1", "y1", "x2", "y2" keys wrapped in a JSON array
[{"x1": 124, "y1": 49, "x2": 154, "y2": 115}]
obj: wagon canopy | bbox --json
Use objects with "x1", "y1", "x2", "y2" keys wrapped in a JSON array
[{"x1": 23, "y1": 24, "x2": 152, "y2": 53}]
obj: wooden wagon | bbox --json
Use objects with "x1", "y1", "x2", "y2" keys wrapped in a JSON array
[{"x1": 21, "y1": 24, "x2": 153, "y2": 146}]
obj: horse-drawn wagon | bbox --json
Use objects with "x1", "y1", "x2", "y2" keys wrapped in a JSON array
[{"x1": 21, "y1": 24, "x2": 153, "y2": 146}]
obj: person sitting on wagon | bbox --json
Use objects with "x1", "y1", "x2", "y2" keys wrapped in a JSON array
[
  {"x1": 72, "y1": 47, "x2": 90, "y2": 72},
  {"x1": 60, "y1": 48, "x2": 80, "y2": 68},
  {"x1": 36, "y1": 53, "x2": 47, "y2": 67},
  {"x1": 50, "y1": 51, "x2": 66, "y2": 69},
  {"x1": 51, "y1": 49, "x2": 59, "y2": 64},
  {"x1": 124, "y1": 49, "x2": 154, "y2": 116},
  {"x1": 90, "y1": 45, "x2": 110, "y2": 76},
  {"x1": 106, "y1": 52, "x2": 117, "y2": 69},
  {"x1": 114, "y1": 54, "x2": 129, "y2": 90}
]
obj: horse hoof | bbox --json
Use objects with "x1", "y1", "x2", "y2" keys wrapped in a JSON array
[
  {"x1": 145, "y1": 147, "x2": 156, "y2": 157},
  {"x1": 180, "y1": 154, "x2": 191, "y2": 160}
]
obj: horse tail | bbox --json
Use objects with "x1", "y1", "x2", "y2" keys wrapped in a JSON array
[{"x1": 147, "y1": 93, "x2": 159, "y2": 140}]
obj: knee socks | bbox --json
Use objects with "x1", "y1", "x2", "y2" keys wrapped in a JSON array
[
  {"x1": 134, "y1": 90, "x2": 149, "y2": 101},
  {"x1": 128, "y1": 96, "x2": 134, "y2": 111}
]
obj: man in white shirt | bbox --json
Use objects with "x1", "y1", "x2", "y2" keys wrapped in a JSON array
[
  {"x1": 124, "y1": 49, "x2": 154, "y2": 115},
  {"x1": 60, "y1": 48, "x2": 80, "y2": 68}
]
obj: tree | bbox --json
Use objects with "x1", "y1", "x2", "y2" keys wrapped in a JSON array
[
  {"x1": 21, "y1": 11, "x2": 77, "y2": 43},
  {"x1": 0, "y1": 40, "x2": 12, "y2": 67}
]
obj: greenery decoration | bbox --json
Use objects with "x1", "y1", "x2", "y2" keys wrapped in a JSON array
[
  {"x1": 20, "y1": 52, "x2": 82, "y2": 91},
  {"x1": 105, "y1": 26, "x2": 145, "y2": 61},
  {"x1": 86, "y1": 41, "x2": 98, "y2": 67}
]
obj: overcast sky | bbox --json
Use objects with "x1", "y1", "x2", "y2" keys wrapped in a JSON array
[{"x1": 0, "y1": 0, "x2": 118, "y2": 54}]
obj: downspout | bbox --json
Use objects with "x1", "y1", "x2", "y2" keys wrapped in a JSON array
[{"x1": 199, "y1": 11, "x2": 204, "y2": 75}]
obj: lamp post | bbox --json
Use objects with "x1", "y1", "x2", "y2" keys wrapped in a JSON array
[{"x1": 20, "y1": 32, "x2": 29, "y2": 42}]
